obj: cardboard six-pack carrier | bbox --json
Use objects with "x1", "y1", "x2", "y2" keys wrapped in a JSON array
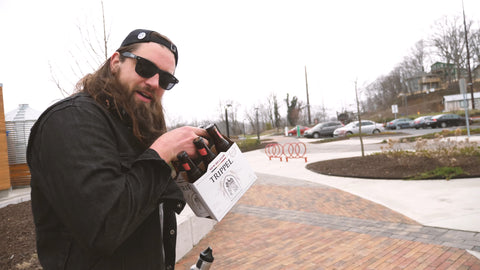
[{"x1": 175, "y1": 137, "x2": 257, "y2": 221}]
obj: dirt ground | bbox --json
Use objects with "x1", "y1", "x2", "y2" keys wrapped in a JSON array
[
  {"x1": 1, "y1": 154, "x2": 480, "y2": 269},
  {"x1": 0, "y1": 201, "x2": 40, "y2": 270}
]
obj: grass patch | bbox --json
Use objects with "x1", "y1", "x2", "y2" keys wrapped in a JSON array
[
  {"x1": 380, "y1": 132, "x2": 479, "y2": 180},
  {"x1": 408, "y1": 167, "x2": 468, "y2": 180},
  {"x1": 309, "y1": 132, "x2": 395, "y2": 144},
  {"x1": 234, "y1": 138, "x2": 275, "y2": 152},
  {"x1": 309, "y1": 136, "x2": 349, "y2": 144},
  {"x1": 400, "y1": 128, "x2": 480, "y2": 142}
]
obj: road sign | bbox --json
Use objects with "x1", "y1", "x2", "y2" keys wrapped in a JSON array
[
  {"x1": 459, "y1": 78, "x2": 467, "y2": 94},
  {"x1": 391, "y1": 104, "x2": 398, "y2": 114}
]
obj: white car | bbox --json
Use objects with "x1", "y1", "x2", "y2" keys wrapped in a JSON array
[{"x1": 333, "y1": 120, "x2": 384, "y2": 137}]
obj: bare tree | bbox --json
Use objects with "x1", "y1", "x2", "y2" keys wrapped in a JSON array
[
  {"x1": 217, "y1": 100, "x2": 240, "y2": 135},
  {"x1": 285, "y1": 93, "x2": 302, "y2": 126},
  {"x1": 360, "y1": 14, "x2": 480, "y2": 114},
  {"x1": 429, "y1": 15, "x2": 469, "y2": 81},
  {"x1": 310, "y1": 104, "x2": 328, "y2": 123},
  {"x1": 264, "y1": 92, "x2": 283, "y2": 130},
  {"x1": 49, "y1": 0, "x2": 111, "y2": 96},
  {"x1": 354, "y1": 80, "x2": 365, "y2": 157},
  {"x1": 399, "y1": 40, "x2": 430, "y2": 94},
  {"x1": 243, "y1": 104, "x2": 266, "y2": 137},
  {"x1": 272, "y1": 94, "x2": 282, "y2": 129},
  {"x1": 470, "y1": 26, "x2": 480, "y2": 68}
]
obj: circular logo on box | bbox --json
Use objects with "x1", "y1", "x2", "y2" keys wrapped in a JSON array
[{"x1": 223, "y1": 174, "x2": 240, "y2": 200}]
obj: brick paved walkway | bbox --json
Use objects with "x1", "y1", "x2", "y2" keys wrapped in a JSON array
[{"x1": 175, "y1": 173, "x2": 480, "y2": 269}]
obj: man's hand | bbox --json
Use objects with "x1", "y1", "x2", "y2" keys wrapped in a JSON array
[{"x1": 150, "y1": 126, "x2": 208, "y2": 163}]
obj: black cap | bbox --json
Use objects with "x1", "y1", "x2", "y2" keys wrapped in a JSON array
[{"x1": 120, "y1": 29, "x2": 178, "y2": 65}]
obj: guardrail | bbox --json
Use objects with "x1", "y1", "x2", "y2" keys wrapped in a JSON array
[{"x1": 264, "y1": 142, "x2": 307, "y2": 162}]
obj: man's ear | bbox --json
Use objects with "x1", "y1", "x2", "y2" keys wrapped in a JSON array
[{"x1": 110, "y1": 52, "x2": 120, "y2": 74}]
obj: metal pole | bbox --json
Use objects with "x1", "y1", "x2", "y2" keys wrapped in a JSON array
[
  {"x1": 355, "y1": 80, "x2": 365, "y2": 157},
  {"x1": 405, "y1": 94, "x2": 408, "y2": 116},
  {"x1": 462, "y1": 0, "x2": 475, "y2": 109},
  {"x1": 255, "y1": 108, "x2": 260, "y2": 141},
  {"x1": 225, "y1": 107, "x2": 229, "y2": 137},
  {"x1": 305, "y1": 66, "x2": 312, "y2": 125},
  {"x1": 459, "y1": 78, "x2": 471, "y2": 137},
  {"x1": 243, "y1": 120, "x2": 246, "y2": 138}
]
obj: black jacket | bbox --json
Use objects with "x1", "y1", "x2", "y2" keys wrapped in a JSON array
[{"x1": 27, "y1": 93, "x2": 185, "y2": 270}]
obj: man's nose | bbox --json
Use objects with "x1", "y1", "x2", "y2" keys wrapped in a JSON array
[{"x1": 145, "y1": 73, "x2": 161, "y2": 89}]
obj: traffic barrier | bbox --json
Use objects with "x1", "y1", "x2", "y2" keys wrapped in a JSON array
[
  {"x1": 264, "y1": 142, "x2": 307, "y2": 162},
  {"x1": 264, "y1": 143, "x2": 284, "y2": 161}
]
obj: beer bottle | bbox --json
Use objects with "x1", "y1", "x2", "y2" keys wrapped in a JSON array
[
  {"x1": 205, "y1": 124, "x2": 232, "y2": 153},
  {"x1": 193, "y1": 137, "x2": 216, "y2": 166},
  {"x1": 177, "y1": 151, "x2": 203, "y2": 183},
  {"x1": 190, "y1": 247, "x2": 214, "y2": 270}
]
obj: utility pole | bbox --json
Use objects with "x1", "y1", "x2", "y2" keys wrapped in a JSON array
[
  {"x1": 305, "y1": 66, "x2": 312, "y2": 125},
  {"x1": 462, "y1": 0, "x2": 475, "y2": 109}
]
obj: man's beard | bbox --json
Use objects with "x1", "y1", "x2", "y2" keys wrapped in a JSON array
[{"x1": 113, "y1": 84, "x2": 167, "y2": 145}]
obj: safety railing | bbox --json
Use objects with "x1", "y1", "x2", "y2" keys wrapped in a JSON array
[{"x1": 264, "y1": 142, "x2": 307, "y2": 162}]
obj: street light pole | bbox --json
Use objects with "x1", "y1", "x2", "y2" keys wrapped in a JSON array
[
  {"x1": 462, "y1": 0, "x2": 475, "y2": 109},
  {"x1": 225, "y1": 104, "x2": 232, "y2": 137},
  {"x1": 255, "y1": 108, "x2": 260, "y2": 141},
  {"x1": 305, "y1": 66, "x2": 312, "y2": 125},
  {"x1": 243, "y1": 119, "x2": 246, "y2": 138}
]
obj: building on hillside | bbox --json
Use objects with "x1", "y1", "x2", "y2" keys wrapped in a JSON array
[
  {"x1": 473, "y1": 65, "x2": 480, "y2": 82},
  {"x1": 430, "y1": 62, "x2": 467, "y2": 82},
  {"x1": 443, "y1": 92, "x2": 480, "y2": 112},
  {"x1": 405, "y1": 71, "x2": 442, "y2": 94},
  {"x1": 405, "y1": 62, "x2": 473, "y2": 96}
]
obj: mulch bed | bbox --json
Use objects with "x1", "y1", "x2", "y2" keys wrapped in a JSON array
[{"x1": 307, "y1": 154, "x2": 480, "y2": 179}]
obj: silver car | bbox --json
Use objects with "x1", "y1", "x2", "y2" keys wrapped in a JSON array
[{"x1": 333, "y1": 120, "x2": 384, "y2": 137}]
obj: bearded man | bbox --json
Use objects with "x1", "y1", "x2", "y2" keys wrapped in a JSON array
[{"x1": 27, "y1": 29, "x2": 206, "y2": 270}]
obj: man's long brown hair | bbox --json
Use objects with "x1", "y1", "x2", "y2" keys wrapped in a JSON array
[{"x1": 75, "y1": 42, "x2": 167, "y2": 146}]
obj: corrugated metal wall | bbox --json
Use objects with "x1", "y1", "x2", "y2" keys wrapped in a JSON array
[{"x1": 6, "y1": 120, "x2": 35, "y2": 165}]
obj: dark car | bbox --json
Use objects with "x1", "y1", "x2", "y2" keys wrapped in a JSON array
[
  {"x1": 287, "y1": 125, "x2": 310, "y2": 136},
  {"x1": 385, "y1": 118, "x2": 413, "y2": 130},
  {"x1": 304, "y1": 121, "x2": 344, "y2": 138},
  {"x1": 410, "y1": 116, "x2": 432, "y2": 129},
  {"x1": 425, "y1": 113, "x2": 471, "y2": 128}
]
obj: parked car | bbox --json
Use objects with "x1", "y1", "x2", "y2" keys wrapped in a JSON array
[
  {"x1": 425, "y1": 113, "x2": 471, "y2": 128},
  {"x1": 287, "y1": 125, "x2": 310, "y2": 136},
  {"x1": 304, "y1": 121, "x2": 344, "y2": 138},
  {"x1": 333, "y1": 120, "x2": 384, "y2": 137},
  {"x1": 410, "y1": 116, "x2": 432, "y2": 129},
  {"x1": 385, "y1": 118, "x2": 413, "y2": 130}
]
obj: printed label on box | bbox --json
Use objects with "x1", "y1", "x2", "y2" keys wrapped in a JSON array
[{"x1": 175, "y1": 143, "x2": 257, "y2": 221}]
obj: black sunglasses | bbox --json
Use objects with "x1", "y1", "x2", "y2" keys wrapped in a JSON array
[{"x1": 121, "y1": 52, "x2": 179, "y2": 90}]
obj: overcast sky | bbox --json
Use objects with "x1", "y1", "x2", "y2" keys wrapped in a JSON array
[{"x1": 1, "y1": 0, "x2": 480, "y2": 124}]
